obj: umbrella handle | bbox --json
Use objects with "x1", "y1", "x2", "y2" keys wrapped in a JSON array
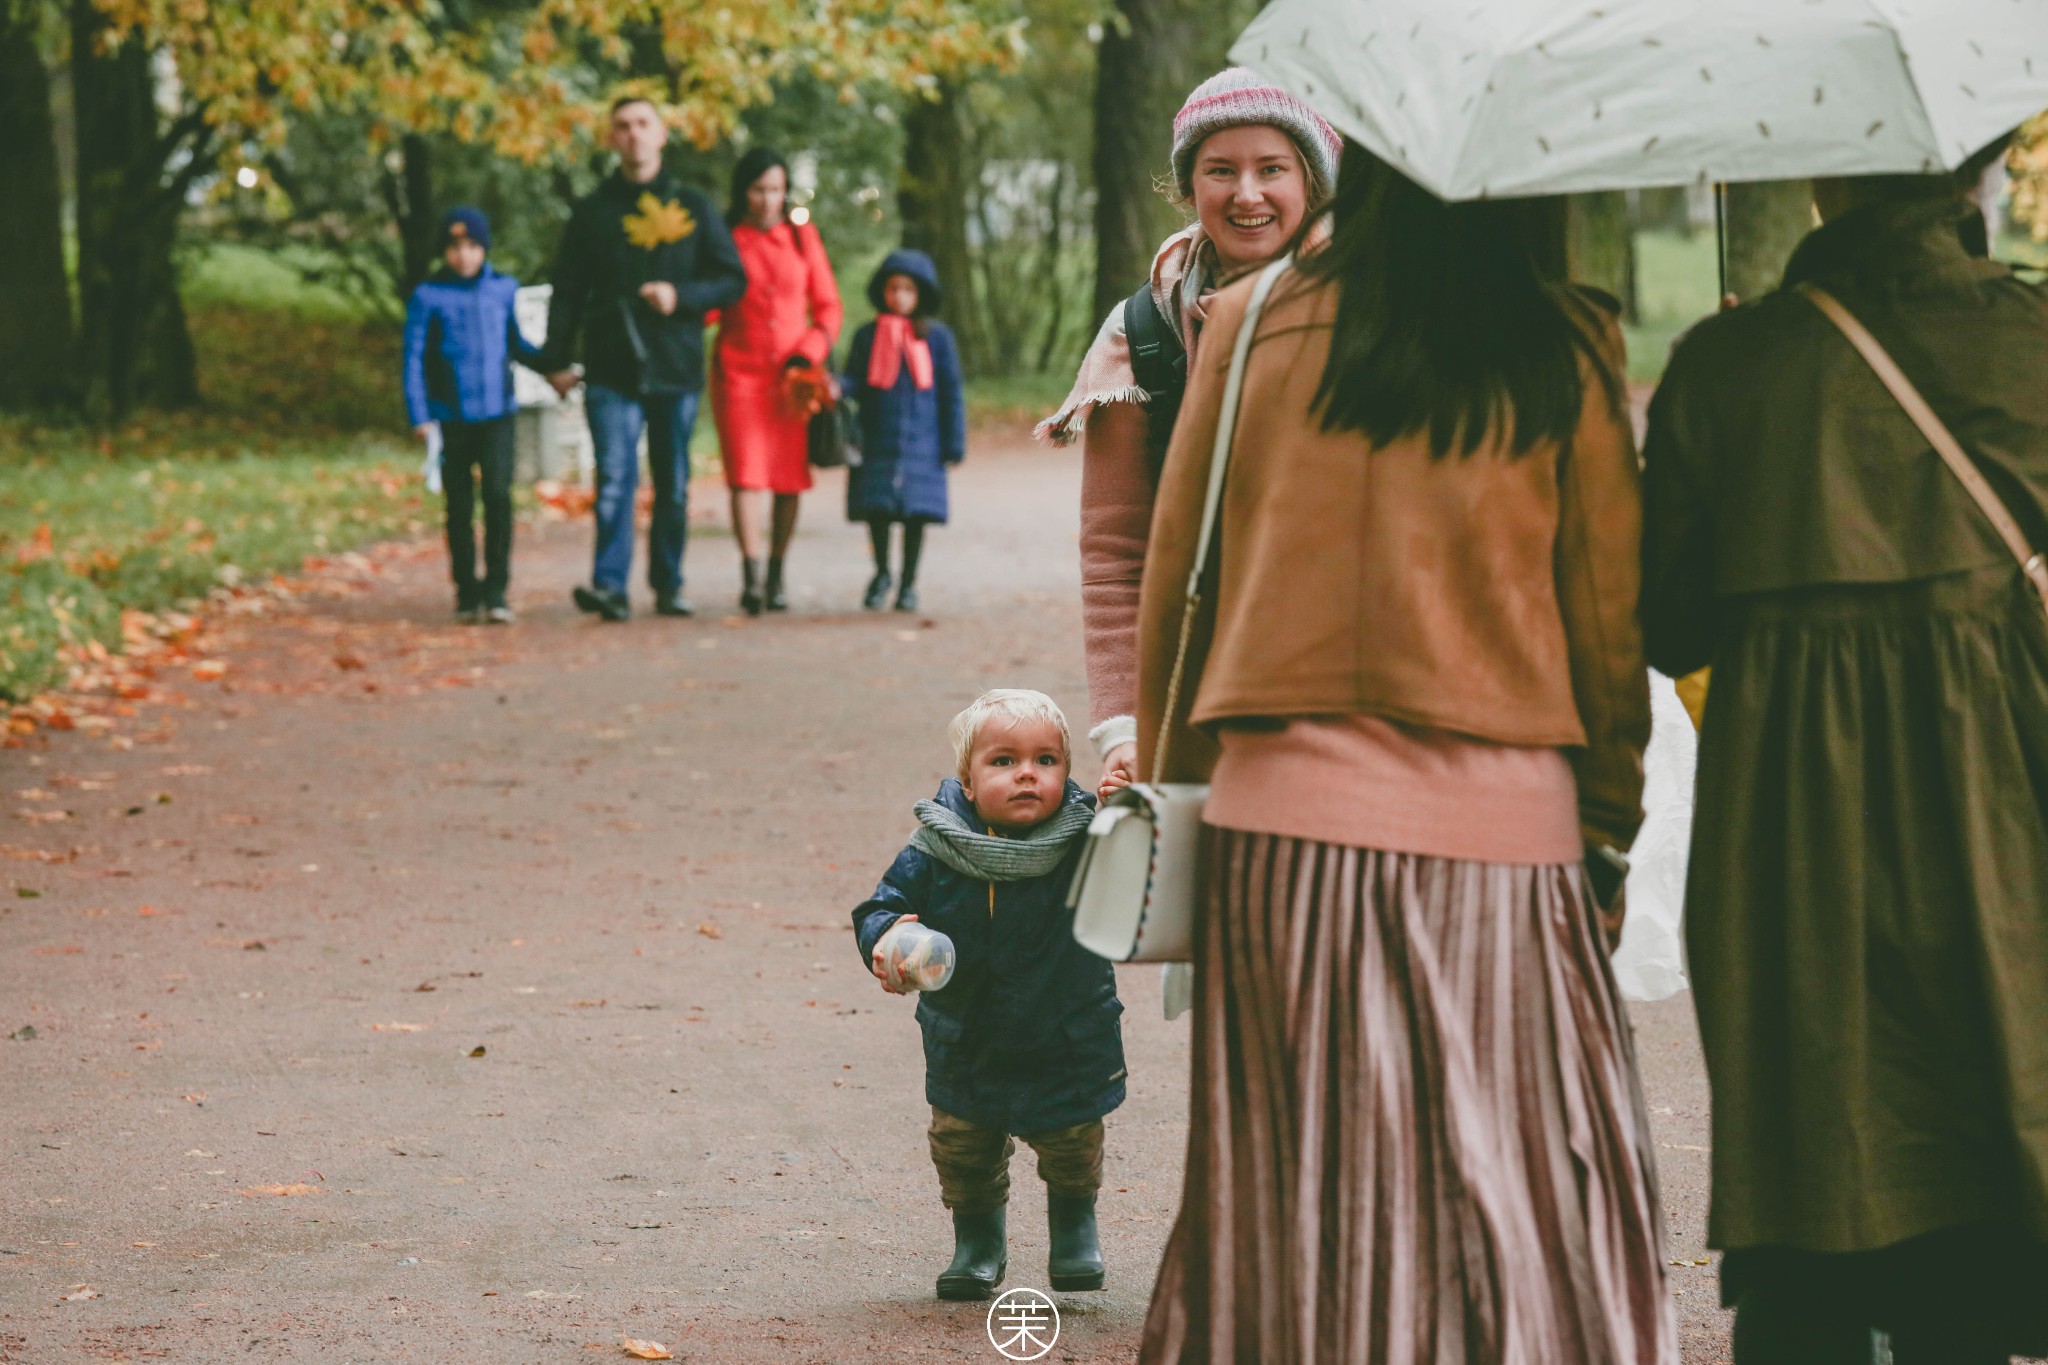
[{"x1": 1714, "y1": 182, "x2": 1730, "y2": 305}]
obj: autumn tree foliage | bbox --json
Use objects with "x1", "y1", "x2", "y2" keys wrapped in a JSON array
[
  {"x1": 32, "y1": 0, "x2": 1018, "y2": 418},
  {"x1": 2013, "y1": 113, "x2": 2048, "y2": 243}
]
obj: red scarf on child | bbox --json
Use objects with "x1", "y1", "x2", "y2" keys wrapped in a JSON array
[{"x1": 867, "y1": 313, "x2": 933, "y2": 392}]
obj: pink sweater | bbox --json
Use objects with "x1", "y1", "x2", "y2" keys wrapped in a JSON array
[{"x1": 1078, "y1": 400, "x2": 1155, "y2": 735}]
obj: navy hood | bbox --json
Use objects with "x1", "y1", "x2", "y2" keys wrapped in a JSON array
[{"x1": 868, "y1": 249, "x2": 943, "y2": 315}]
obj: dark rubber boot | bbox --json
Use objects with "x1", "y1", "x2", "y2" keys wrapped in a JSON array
[
  {"x1": 1047, "y1": 1192, "x2": 1105, "y2": 1292},
  {"x1": 764, "y1": 557, "x2": 789, "y2": 612},
  {"x1": 936, "y1": 1206, "x2": 1006, "y2": 1301},
  {"x1": 862, "y1": 570, "x2": 892, "y2": 611},
  {"x1": 739, "y1": 558, "x2": 765, "y2": 617}
]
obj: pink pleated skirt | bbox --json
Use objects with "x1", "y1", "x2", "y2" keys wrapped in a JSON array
[{"x1": 1139, "y1": 829, "x2": 1677, "y2": 1365}]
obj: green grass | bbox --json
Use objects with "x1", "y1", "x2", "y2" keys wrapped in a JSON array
[
  {"x1": 0, "y1": 245, "x2": 437, "y2": 701},
  {"x1": 0, "y1": 424, "x2": 432, "y2": 701}
]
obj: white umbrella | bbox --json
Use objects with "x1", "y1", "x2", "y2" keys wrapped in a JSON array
[{"x1": 1230, "y1": 0, "x2": 2048, "y2": 199}]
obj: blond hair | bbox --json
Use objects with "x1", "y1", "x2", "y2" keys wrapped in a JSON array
[{"x1": 948, "y1": 689, "x2": 1071, "y2": 780}]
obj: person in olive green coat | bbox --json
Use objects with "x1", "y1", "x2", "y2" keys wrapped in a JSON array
[{"x1": 1641, "y1": 148, "x2": 2048, "y2": 1364}]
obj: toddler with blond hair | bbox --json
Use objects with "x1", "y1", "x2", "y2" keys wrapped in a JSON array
[{"x1": 851, "y1": 689, "x2": 1126, "y2": 1301}]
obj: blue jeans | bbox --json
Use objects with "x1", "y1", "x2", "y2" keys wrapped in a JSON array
[{"x1": 585, "y1": 384, "x2": 699, "y2": 595}]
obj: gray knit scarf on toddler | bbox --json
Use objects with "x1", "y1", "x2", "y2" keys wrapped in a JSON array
[{"x1": 911, "y1": 788, "x2": 1095, "y2": 882}]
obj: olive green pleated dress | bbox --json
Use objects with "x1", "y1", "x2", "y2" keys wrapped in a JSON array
[{"x1": 1640, "y1": 198, "x2": 2048, "y2": 1346}]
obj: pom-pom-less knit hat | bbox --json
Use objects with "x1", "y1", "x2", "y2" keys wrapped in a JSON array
[
  {"x1": 438, "y1": 206, "x2": 491, "y2": 252},
  {"x1": 1171, "y1": 67, "x2": 1341, "y2": 200}
]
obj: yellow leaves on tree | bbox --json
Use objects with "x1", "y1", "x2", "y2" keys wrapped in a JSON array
[
  {"x1": 2012, "y1": 113, "x2": 2048, "y2": 243},
  {"x1": 88, "y1": 0, "x2": 1020, "y2": 167}
]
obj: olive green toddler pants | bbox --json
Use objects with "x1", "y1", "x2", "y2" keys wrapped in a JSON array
[{"x1": 927, "y1": 1107, "x2": 1104, "y2": 1213}]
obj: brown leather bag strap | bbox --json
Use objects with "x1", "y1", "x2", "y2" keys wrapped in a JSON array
[{"x1": 1798, "y1": 282, "x2": 2048, "y2": 619}]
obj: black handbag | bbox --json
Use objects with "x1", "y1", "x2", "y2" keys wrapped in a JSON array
[{"x1": 808, "y1": 390, "x2": 861, "y2": 469}]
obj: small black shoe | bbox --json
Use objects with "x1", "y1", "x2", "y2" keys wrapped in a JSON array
[
  {"x1": 862, "y1": 570, "x2": 893, "y2": 611},
  {"x1": 572, "y1": 585, "x2": 630, "y2": 622},
  {"x1": 936, "y1": 1206, "x2": 1007, "y2": 1302},
  {"x1": 653, "y1": 593, "x2": 694, "y2": 618},
  {"x1": 764, "y1": 558, "x2": 790, "y2": 612},
  {"x1": 894, "y1": 582, "x2": 920, "y2": 614},
  {"x1": 1047, "y1": 1192, "x2": 1105, "y2": 1292},
  {"x1": 740, "y1": 558, "x2": 766, "y2": 617}
]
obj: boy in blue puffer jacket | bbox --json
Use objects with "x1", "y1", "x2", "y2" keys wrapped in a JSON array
[
  {"x1": 852, "y1": 689, "x2": 1126, "y2": 1302},
  {"x1": 402, "y1": 207, "x2": 550, "y2": 623}
]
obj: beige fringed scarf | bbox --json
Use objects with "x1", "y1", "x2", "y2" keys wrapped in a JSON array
[{"x1": 1034, "y1": 223, "x2": 1214, "y2": 447}]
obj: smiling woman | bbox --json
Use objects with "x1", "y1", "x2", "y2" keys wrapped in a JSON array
[{"x1": 1034, "y1": 66, "x2": 1339, "y2": 807}]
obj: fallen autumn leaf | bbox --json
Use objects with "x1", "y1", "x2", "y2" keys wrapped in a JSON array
[{"x1": 620, "y1": 1337, "x2": 673, "y2": 1361}]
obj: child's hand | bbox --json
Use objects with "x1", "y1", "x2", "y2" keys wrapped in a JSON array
[
  {"x1": 1097, "y1": 742, "x2": 1137, "y2": 803},
  {"x1": 870, "y1": 915, "x2": 919, "y2": 994}
]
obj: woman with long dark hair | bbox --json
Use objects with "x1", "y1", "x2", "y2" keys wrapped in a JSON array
[
  {"x1": 1133, "y1": 147, "x2": 1674, "y2": 1362},
  {"x1": 710, "y1": 147, "x2": 842, "y2": 614}
]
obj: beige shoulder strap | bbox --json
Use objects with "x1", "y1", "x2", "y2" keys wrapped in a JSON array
[
  {"x1": 1151, "y1": 255, "x2": 1292, "y2": 783},
  {"x1": 1798, "y1": 282, "x2": 2048, "y2": 618}
]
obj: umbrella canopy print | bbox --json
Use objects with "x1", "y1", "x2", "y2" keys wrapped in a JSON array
[{"x1": 1230, "y1": 0, "x2": 2048, "y2": 198}]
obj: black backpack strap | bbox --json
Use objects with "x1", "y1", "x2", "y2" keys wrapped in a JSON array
[{"x1": 1123, "y1": 283, "x2": 1187, "y2": 474}]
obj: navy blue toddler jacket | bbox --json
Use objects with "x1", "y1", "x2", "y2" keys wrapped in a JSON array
[{"x1": 852, "y1": 778, "x2": 1126, "y2": 1135}]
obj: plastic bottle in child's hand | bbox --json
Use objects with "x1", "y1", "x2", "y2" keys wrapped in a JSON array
[{"x1": 873, "y1": 918, "x2": 956, "y2": 993}]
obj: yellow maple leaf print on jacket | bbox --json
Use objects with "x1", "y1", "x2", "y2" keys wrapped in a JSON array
[{"x1": 623, "y1": 194, "x2": 696, "y2": 250}]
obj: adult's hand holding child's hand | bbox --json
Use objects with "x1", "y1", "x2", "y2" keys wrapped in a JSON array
[
  {"x1": 1098, "y1": 742, "x2": 1137, "y2": 804},
  {"x1": 870, "y1": 915, "x2": 919, "y2": 994}
]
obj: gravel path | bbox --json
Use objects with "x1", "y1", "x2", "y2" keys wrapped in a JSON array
[{"x1": 1, "y1": 436, "x2": 1729, "y2": 1362}]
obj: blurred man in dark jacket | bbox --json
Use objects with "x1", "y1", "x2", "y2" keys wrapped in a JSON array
[{"x1": 539, "y1": 95, "x2": 747, "y2": 621}]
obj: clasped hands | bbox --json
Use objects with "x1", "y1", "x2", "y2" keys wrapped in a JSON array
[{"x1": 541, "y1": 281, "x2": 679, "y2": 399}]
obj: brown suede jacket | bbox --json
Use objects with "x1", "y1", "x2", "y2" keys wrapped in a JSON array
[{"x1": 1135, "y1": 265, "x2": 1650, "y2": 852}]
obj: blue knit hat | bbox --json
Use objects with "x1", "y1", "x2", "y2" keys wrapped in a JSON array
[{"x1": 438, "y1": 206, "x2": 491, "y2": 252}]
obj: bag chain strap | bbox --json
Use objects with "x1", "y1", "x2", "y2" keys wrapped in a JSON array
[{"x1": 1150, "y1": 256, "x2": 1293, "y2": 785}]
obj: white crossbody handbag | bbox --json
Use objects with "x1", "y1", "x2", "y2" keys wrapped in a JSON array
[{"x1": 1067, "y1": 255, "x2": 1292, "y2": 964}]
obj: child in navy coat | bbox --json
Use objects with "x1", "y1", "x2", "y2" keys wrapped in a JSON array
[
  {"x1": 853, "y1": 689, "x2": 1125, "y2": 1302},
  {"x1": 842, "y1": 249, "x2": 966, "y2": 614},
  {"x1": 402, "y1": 207, "x2": 549, "y2": 623}
]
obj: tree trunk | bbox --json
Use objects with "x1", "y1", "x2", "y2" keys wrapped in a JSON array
[
  {"x1": 71, "y1": 0, "x2": 200, "y2": 419},
  {"x1": 1090, "y1": 0, "x2": 1214, "y2": 322},
  {"x1": 898, "y1": 82, "x2": 984, "y2": 370},
  {"x1": 382, "y1": 133, "x2": 438, "y2": 299},
  {"x1": 1565, "y1": 191, "x2": 1638, "y2": 321},
  {"x1": 0, "y1": 2, "x2": 75, "y2": 410},
  {"x1": 1631, "y1": 185, "x2": 1695, "y2": 236},
  {"x1": 1723, "y1": 180, "x2": 1814, "y2": 303}
]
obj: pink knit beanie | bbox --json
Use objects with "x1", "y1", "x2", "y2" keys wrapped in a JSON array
[{"x1": 1171, "y1": 67, "x2": 1341, "y2": 200}]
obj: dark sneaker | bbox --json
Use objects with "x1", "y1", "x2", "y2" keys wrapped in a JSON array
[
  {"x1": 894, "y1": 583, "x2": 920, "y2": 613},
  {"x1": 862, "y1": 570, "x2": 892, "y2": 611},
  {"x1": 572, "y1": 585, "x2": 630, "y2": 622},
  {"x1": 653, "y1": 593, "x2": 694, "y2": 618}
]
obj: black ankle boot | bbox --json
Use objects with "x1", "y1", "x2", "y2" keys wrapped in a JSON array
[
  {"x1": 1046, "y1": 1192, "x2": 1104, "y2": 1291},
  {"x1": 862, "y1": 569, "x2": 892, "y2": 611},
  {"x1": 936, "y1": 1206, "x2": 1006, "y2": 1301},
  {"x1": 740, "y1": 558, "x2": 765, "y2": 617},
  {"x1": 764, "y1": 557, "x2": 789, "y2": 612}
]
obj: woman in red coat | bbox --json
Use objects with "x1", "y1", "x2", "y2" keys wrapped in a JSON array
[{"x1": 712, "y1": 148, "x2": 844, "y2": 614}]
